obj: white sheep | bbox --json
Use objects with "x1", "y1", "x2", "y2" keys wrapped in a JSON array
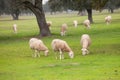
[
  {"x1": 83, "y1": 19, "x2": 90, "y2": 29},
  {"x1": 47, "y1": 21, "x2": 52, "y2": 28},
  {"x1": 13, "y1": 24, "x2": 17, "y2": 33},
  {"x1": 29, "y1": 38, "x2": 49, "y2": 57},
  {"x1": 73, "y1": 20, "x2": 78, "y2": 28},
  {"x1": 51, "y1": 39, "x2": 74, "y2": 60},
  {"x1": 80, "y1": 34, "x2": 91, "y2": 56},
  {"x1": 60, "y1": 23, "x2": 68, "y2": 36},
  {"x1": 105, "y1": 15, "x2": 112, "y2": 25}
]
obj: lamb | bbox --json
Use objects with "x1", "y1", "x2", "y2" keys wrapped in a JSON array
[
  {"x1": 105, "y1": 15, "x2": 112, "y2": 25},
  {"x1": 73, "y1": 20, "x2": 78, "y2": 28},
  {"x1": 47, "y1": 21, "x2": 52, "y2": 28},
  {"x1": 83, "y1": 19, "x2": 90, "y2": 29},
  {"x1": 29, "y1": 38, "x2": 49, "y2": 57},
  {"x1": 80, "y1": 34, "x2": 91, "y2": 56},
  {"x1": 13, "y1": 24, "x2": 17, "y2": 33},
  {"x1": 60, "y1": 23, "x2": 68, "y2": 36},
  {"x1": 51, "y1": 39, "x2": 74, "y2": 60}
]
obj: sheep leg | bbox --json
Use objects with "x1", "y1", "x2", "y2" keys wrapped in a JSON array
[
  {"x1": 61, "y1": 53, "x2": 64, "y2": 59},
  {"x1": 88, "y1": 25, "x2": 90, "y2": 29},
  {"x1": 61, "y1": 32, "x2": 64, "y2": 36},
  {"x1": 63, "y1": 32, "x2": 65, "y2": 36},
  {"x1": 59, "y1": 48, "x2": 62, "y2": 60},
  {"x1": 34, "y1": 50, "x2": 38, "y2": 58},
  {"x1": 37, "y1": 51, "x2": 40, "y2": 57}
]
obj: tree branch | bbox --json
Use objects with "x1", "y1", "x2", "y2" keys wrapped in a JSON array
[{"x1": 22, "y1": 1, "x2": 37, "y2": 14}]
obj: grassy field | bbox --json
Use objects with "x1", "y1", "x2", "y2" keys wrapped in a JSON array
[{"x1": 0, "y1": 11, "x2": 120, "y2": 80}]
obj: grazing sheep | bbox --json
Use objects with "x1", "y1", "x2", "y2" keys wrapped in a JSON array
[
  {"x1": 83, "y1": 19, "x2": 90, "y2": 29},
  {"x1": 29, "y1": 38, "x2": 49, "y2": 57},
  {"x1": 47, "y1": 21, "x2": 52, "y2": 28},
  {"x1": 51, "y1": 39, "x2": 74, "y2": 60},
  {"x1": 80, "y1": 34, "x2": 91, "y2": 56},
  {"x1": 60, "y1": 23, "x2": 68, "y2": 36},
  {"x1": 13, "y1": 24, "x2": 17, "y2": 33},
  {"x1": 105, "y1": 15, "x2": 112, "y2": 25},
  {"x1": 73, "y1": 20, "x2": 78, "y2": 28}
]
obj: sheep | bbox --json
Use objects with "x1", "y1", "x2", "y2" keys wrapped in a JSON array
[
  {"x1": 13, "y1": 24, "x2": 17, "y2": 33},
  {"x1": 29, "y1": 38, "x2": 38, "y2": 45},
  {"x1": 60, "y1": 23, "x2": 68, "y2": 36},
  {"x1": 105, "y1": 15, "x2": 112, "y2": 25},
  {"x1": 83, "y1": 19, "x2": 90, "y2": 29},
  {"x1": 51, "y1": 39, "x2": 74, "y2": 60},
  {"x1": 47, "y1": 21, "x2": 52, "y2": 28},
  {"x1": 73, "y1": 20, "x2": 78, "y2": 28},
  {"x1": 29, "y1": 38, "x2": 49, "y2": 57},
  {"x1": 80, "y1": 34, "x2": 91, "y2": 56}
]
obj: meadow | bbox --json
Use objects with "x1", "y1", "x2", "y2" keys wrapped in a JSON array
[{"x1": 0, "y1": 11, "x2": 120, "y2": 80}]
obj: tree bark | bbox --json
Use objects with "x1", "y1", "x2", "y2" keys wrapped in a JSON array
[
  {"x1": 11, "y1": 9, "x2": 20, "y2": 20},
  {"x1": 86, "y1": 9, "x2": 93, "y2": 23},
  {"x1": 23, "y1": 0, "x2": 51, "y2": 37},
  {"x1": 110, "y1": 8, "x2": 114, "y2": 13},
  {"x1": 11, "y1": 13, "x2": 19, "y2": 20}
]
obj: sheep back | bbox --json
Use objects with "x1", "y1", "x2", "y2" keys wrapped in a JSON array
[
  {"x1": 29, "y1": 38, "x2": 48, "y2": 51},
  {"x1": 51, "y1": 39, "x2": 71, "y2": 52},
  {"x1": 80, "y1": 34, "x2": 91, "y2": 48}
]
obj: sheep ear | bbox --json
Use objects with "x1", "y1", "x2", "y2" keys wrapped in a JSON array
[
  {"x1": 84, "y1": 49, "x2": 88, "y2": 51},
  {"x1": 81, "y1": 48, "x2": 87, "y2": 51}
]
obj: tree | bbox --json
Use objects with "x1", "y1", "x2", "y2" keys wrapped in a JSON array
[
  {"x1": 57, "y1": 0, "x2": 94, "y2": 23},
  {"x1": 105, "y1": 0, "x2": 120, "y2": 13},
  {"x1": 22, "y1": 0, "x2": 51, "y2": 37},
  {"x1": 84, "y1": 0, "x2": 93, "y2": 23},
  {"x1": 73, "y1": 0, "x2": 109, "y2": 23},
  {"x1": 4, "y1": 0, "x2": 21, "y2": 20},
  {"x1": 48, "y1": 0, "x2": 62, "y2": 14},
  {"x1": 60, "y1": 0, "x2": 74, "y2": 12},
  {"x1": 0, "y1": 0, "x2": 51, "y2": 37},
  {"x1": 0, "y1": 0, "x2": 5, "y2": 15},
  {"x1": 43, "y1": 2, "x2": 50, "y2": 13}
]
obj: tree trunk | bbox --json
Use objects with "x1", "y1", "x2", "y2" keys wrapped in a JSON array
[
  {"x1": 35, "y1": 10, "x2": 51, "y2": 37},
  {"x1": 23, "y1": 0, "x2": 51, "y2": 37},
  {"x1": 11, "y1": 9, "x2": 20, "y2": 20},
  {"x1": 110, "y1": 8, "x2": 114, "y2": 13},
  {"x1": 11, "y1": 13, "x2": 19, "y2": 20},
  {"x1": 86, "y1": 9, "x2": 93, "y2": 23}
]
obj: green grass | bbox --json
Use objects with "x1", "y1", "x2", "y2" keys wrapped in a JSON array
[{"x1": 0, "y1": 11, "x2": 120, "y2": 80}]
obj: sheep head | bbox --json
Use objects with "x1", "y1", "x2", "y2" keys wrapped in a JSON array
[
  {"x1": 69, "y1": 51, "x2": 74, "y2": 58},
  {"x1": 81, "y1": 48, "x2": 89, "y2": 56},
  {"x1": 44, "y1": 50, "x2": 49, "y2": 56}
]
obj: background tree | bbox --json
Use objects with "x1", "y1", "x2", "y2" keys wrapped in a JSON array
[
  {"x1": 0, "y1": 0, "x2": 5, "y2": 15},
  {"x1": 43, "y1": 1, "x2": 50, "y2": 13},
  {"x1": 105, "y1": 0, "x2": 120, "y2": 13},
  {"x1": 0, "y1": 0, "x2": 51, "y2": 37},
  {"x1": 73, "y1": 0, "x2": 109, "y2": 23},
  {"x1": 48, "y1": 0, "x2": 62, "y2": 14},
  {"x1": 60, "y1": 0, "x2": 74, "y2": 12},
  {"x1": 4, "y1": 0, "x2": 21, "y2": 20},
  {"x1": 48, "y1": 0, "x2": 109, "y2": 23}
]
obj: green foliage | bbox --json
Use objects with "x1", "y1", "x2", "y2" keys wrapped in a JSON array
[
  {"x1": 92, "y1": 0, "x2": 108, "y2": 10},
  {"x1": 0, "y1": 11, "x2": 120, "y2": 80},
  {"x1": 48, "y1": 0, "x2": 63, "y2": 13}
]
